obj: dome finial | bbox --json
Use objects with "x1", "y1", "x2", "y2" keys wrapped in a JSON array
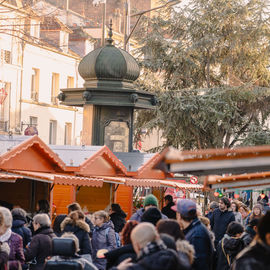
[{"x1": 106, "y1": 19, "x2": 114, "y2": 45}]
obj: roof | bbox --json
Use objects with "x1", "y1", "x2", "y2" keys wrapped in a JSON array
[
  {"x1": 205, "y1": 172, "x2": 270, "y2": 191},
  {"x1": 161, "y1": 146, "x2": 270, "y2": 176},
  {"x1": 0, "y1": 172, "x2": 23, "y2": 183},
  {"x1": 0, "y1": 135, "x2": 30, "y2": 155},
  {"x1": 114, "y1": 152, "x2": 155, "y2": 172},
  {"x1": 0, "y1": 135, "x2": 66, "y2": 171},
  {"x1": 50, "y1": 145, "x2": 103, "y2": 167},
  {"x1": 8, "y1": 170, "x2": 103, "y2": 187}
]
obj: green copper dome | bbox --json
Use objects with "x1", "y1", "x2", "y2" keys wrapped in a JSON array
[{"x1": 78, "y1": 43, "x2": 140, "y2": 86}]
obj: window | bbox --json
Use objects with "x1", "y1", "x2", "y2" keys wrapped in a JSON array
[
  {"x1": 67, "y1": 76, "x2": 74, "y2": 88},
  {"x1": 31, "y1": 68, "x2": 39, "y2": 101},
  {"x1": 51, "y1": 73, "x2": 60, "y2": 105},
  {"x1": 29, "y1": 116, "x2": 38, "y2": 127},
  {"x1": 0, "y1": 50, "x2": 11, "y2": 64},
  {"x1": 30, "y1": 20, "x2": 40, "y2": 39},
  {"x1": 0, "y1": 82, "x2": 10, "y2": 132},
  {"x1": 64, "y1": 122, "x2": 72, "y2": 145},
  {"x1": 49, "y1": 120, "x2": 57, "y2": 144}
]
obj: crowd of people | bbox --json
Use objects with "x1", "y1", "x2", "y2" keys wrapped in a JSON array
[{"x1": 0, "y1": 194, "x2": 269, "y2": 270}]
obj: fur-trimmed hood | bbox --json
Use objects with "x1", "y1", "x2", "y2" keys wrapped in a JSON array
[
  {"x1": 60, "y1": 217, "x2": 90, "y2": 233},
  {"x1": 176, "y1": 239, "x2": 195, "y2": 264}
]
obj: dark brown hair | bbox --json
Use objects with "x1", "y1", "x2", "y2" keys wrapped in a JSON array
[
  {"x1": 67, "y1": 202, "x2": 81, "y2": 213},
  {"x1": 121, "y1": 220, "x2": 139, "y2": 245},
  {"x1": 156, "y1": 219, "x2": 184, "y2": 240}
]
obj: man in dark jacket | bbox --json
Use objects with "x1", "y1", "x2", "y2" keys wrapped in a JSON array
[
  {"x1": 210, "y1": 197, "x2": 235, "y2": 248},
  {"x1": 231, "y1": 211, "x2": 270, "y2": 270},
  {"x1": 161, "y1": 195, "x2": 176, "y2": 219},
  {"x1": 173, "y1": 199, "x2": 214, "y2": 270},
  {"x1": 110, "y1": 222, "x2": 187, "y2": 270}
]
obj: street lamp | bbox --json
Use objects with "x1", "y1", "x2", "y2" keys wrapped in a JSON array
[{"x1": 124, "y1": 0, "x2": 181, "y2": 51}]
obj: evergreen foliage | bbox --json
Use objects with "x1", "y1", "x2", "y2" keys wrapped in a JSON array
[{"x1": 134, "y1": 0, "x2": 270, "y2": 150}]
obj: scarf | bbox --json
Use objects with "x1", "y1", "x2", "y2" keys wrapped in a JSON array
[
  {"x1": 0, "y1": 228, "x2": 11, "y2": 242},
  {"x1": 137, "y1": 239, "x2": 167, "y2": 260}
]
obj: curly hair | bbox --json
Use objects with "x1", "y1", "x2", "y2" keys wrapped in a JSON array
[{"x1": 121, "y1": 220, "x2": 139, "y2": 245}]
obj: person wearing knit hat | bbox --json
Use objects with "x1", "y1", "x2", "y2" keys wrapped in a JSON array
[
  {"x1": 143, "y1": 194, "x2": 158, "y2": 208},
  {"x1": 141, "y1": 207, "x2": 162, "y2": 226},
  {"x1": 249, "y1": 203, "x2": 263, "y2": 222},
  {"x1": 130, "y1": 194, "x2": 168, "y2": 222}
]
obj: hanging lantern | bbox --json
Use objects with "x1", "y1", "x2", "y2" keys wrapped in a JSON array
[
  {"x1": 234, "y1": 194, "x2": 240, "y2": 199},
  {"x1": 214, "y1": 192, "x2": 219, "y2": 197},
  {"x1": 0, "y1": 88, "x2": 7, "y2": 105}
]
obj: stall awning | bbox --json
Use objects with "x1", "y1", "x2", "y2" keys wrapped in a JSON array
[
  {"x1": 6, "y1": 170, "x2": 103, "y2": 187},
  {"x1": 87, "y1": 176, "x2": 203, "y2": 190},
  {"x1": 160, "y1": 146, "x2": 270, "y2": 176},
  {"x1": 0, "y1": 172, "x2": 23, "y2": 183},
  {"x1": 205, "y1": 172, "x2": 270, "y2": 191}
]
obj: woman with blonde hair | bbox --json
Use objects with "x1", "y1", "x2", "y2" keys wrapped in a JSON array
[
  {"x1": 0, "y1": 207, "x2": 24, "y2": 270},
  {"x1": 92, "y1": 210, "x2": 116, "y2": 270}
]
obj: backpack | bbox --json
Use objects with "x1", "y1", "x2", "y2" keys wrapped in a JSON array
[{"x1": 105, "y1": 227, "x2": 121, "y2": 248}]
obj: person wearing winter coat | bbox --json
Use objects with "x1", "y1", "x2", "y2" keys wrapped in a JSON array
[
  {"x1": 242, "y1": 218, "x2": 259, "y2": 247},
  {"x1": 210, "y1": 197, "x2": 235, "y2": 248},
  {"x1": 67, "y1": 202, "x2": 94, "y2": 234},
  {"x1": 61, "y1": 210, "x2": 92, "y2": 257},
  {"x1": 156, "y1": 219, "x2": 194, "y2": 269},
  {"x1": 130, "y1": 195, "x2": 168, "y2": 222},
  {"x1": 216, "y1": 222, "x2": 245, "y2": 270},
  {"x1": 174, "y1": 199, "x2": 214, "y2": 270},
  {"x1": 105, "y1": 220, "x2": 138, "y2": 270},
  {"x1": 0, "y1": 242, "x2": 10, "y2": 270},
  {"x1": 161, "y1": 195, "x2": 176, "y2": 219},
  {"x1": 24, "y1": 214, "x2": 55, "y2": 270},
  {"x1": 47, "y1": 233, "x2": 98, "y2": 270},
  {"x1": 0, "y1": 207, "x2": 25, "y2": 270},
  {"x1": 109, "y1": 204, "x2": 126, "y2": 233},
  {"x1": 110, "y1": 222, "x2": 187, "y2": 270},
  {"x1": 92, "y1": 210, "x2": 117, "y2": 270},
  {"x1": 231, "y1": 211, "x2": 270, "y2": 270},
  {"x1": 11, "y1": 208, "x2": 32, "y2": 249},
  {"x1": 52, "y1": 214, "x2": 67, "y2": 237},
  {"x1": 231, "y1": 201, "x2": 243, "y2": 224}
]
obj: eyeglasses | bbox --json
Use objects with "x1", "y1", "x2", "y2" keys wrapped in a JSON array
[{"x1": 94, "y1": 217, "x2": 100, "y2": 220}]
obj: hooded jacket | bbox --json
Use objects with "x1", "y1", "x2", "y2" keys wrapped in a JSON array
[
  {"x1": 109, "y1": 210, "x2": 126, "y2": 233},
  {"x1": 216, "y1": 234, "x2": 245, "y2": 270},
  {"x1": 176, "y1": 239, "x2": 195, "y2": 269},
  {"x1": 24, "y1": 226, "x2": 55, "y2": 270},
  {"x1": 61, "y1": 217, "x2": 92, "y2": 256},
  {"x1": 130, "y1": 208, "x2": 168, "y2": 222},
  {"x1": 231, "y1": 240, "x2": 270, "y2": 270},
  {"x1": 92, "y1": 221, "x2": 117, "y2": 270},
  {"x1": 12, "y1": 214, "x2": 32, "y2": 249}
]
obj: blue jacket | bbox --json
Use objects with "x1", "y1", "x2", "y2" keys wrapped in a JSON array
[
  {"x1": 130, "y1": 208, "x2": 168, "y2": 222},
  {"x1": 92, "y1": 221, "x2": 116, "y2": 270},
  {"x1": 12, "y1": 218, "x2": 32, "y2": 249},
  {"x1": 183, "y1": 218, "x2": 214, "y2": 270},
  {"x1": 210, "y1": 209, "x2": 235, "y2": 247}
]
